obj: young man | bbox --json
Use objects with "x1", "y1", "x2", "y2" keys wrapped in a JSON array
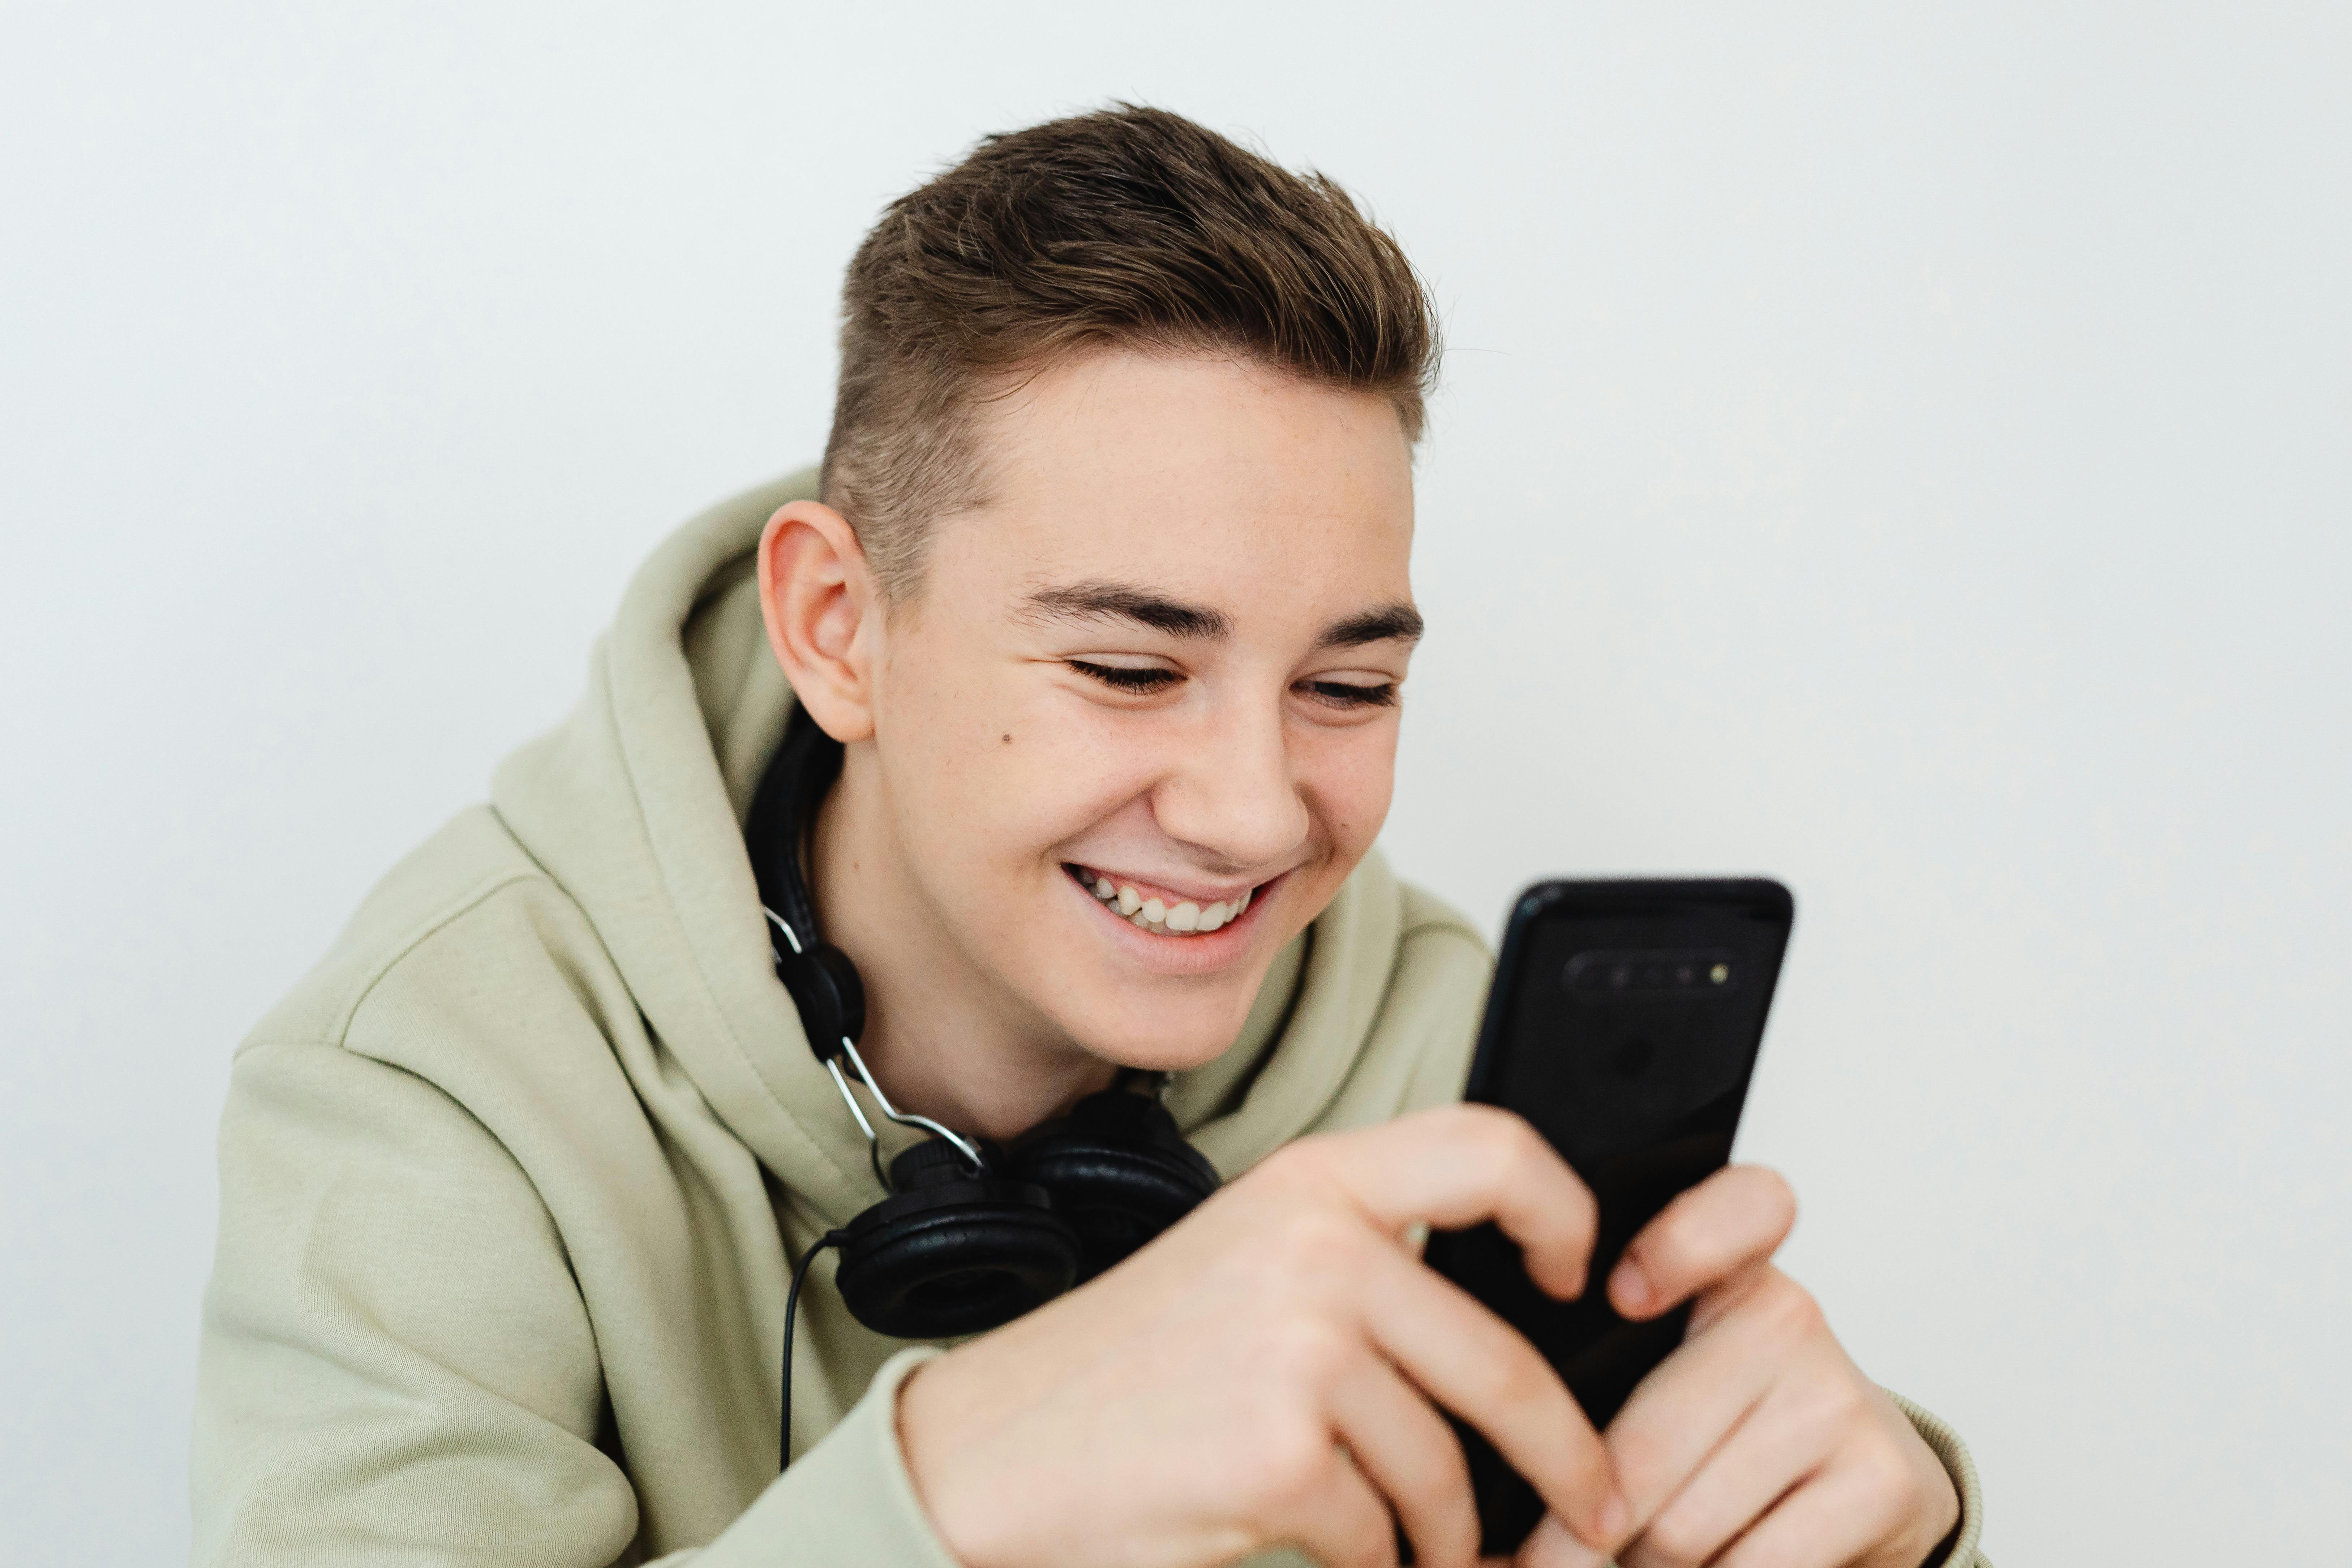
[{"x1": 193, "y1": 108, "x2": 1985, "y2": 1568}]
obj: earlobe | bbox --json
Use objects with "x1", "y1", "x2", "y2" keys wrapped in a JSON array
[{"x1": 756, "y1": 500, "x2": 878, "y2": 743}]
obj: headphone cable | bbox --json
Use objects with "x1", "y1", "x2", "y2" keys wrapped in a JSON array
[{"x1": 780, "y1": 1229, "x2": 848, "y2": 1472}]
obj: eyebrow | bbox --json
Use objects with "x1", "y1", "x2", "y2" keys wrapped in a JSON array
[
  {"x1": 1319, "y1": 603, "x2": 1425, "y2": 650},
  {"x1": 1020, "y1": 581, "x2": 1424, "y2": 650},
  {"x1": 1022, "y1": 582, "x2": 1233, "y2": 641}
]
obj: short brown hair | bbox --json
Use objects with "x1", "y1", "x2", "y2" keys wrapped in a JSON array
[{"x1": 821, "y1": 104, "x2": 1440, "y2": 602}]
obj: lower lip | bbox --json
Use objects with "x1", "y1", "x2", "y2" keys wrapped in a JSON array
[{"x1": 1069, "y1": 869, "x2": 1282, "y2": 974}]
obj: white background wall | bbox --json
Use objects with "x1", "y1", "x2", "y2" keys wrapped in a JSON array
[{"x1": 3, "y1": 3, "x2": 2345, "y2": 1562}]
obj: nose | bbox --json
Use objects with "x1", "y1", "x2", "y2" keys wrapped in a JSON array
[{"x1": 1149, "y1": 693, "x2": 1310, "y2": 874}]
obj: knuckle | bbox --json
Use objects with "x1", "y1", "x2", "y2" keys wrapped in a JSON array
[
  {"x1": 1493, "y1": 1108, "x2": 1555, "y2": 1172},
  {"x1": 1452, "y1": 1346, "x2": 1533, "y2": 1424},
  {"x1": 1402, "y1": 1458, "x2": 1471, "y2": 1528},
  {"x1": 1439, "y1": 1100, "x2": 1514, "y2": 1136},
  {"x1": 1752, "y1": 1271, "x2": 1827, "y2": 1342},
  {"x1": 1626, "y1": 1221, "x2": 1691, "y2": 1283},
  {"x1": 1639, "y1": 1505, "x2": 1714, "y2": 1568},
  {"x1": 1834, "y1": 1448, "x2": 1928, "y2": 1550},
  {"x1": 1529, "y1": 1422, "x2": 1612, "y2": 1507},
  {"x1": 1269, "y1": 1198, "x2": 1367, "y2": 1276},
  {"x1": 1248, "y1": 1409, "x2": 1338, "y2": 1508},
  {"x1": 1520, "y1": 1520, "x2": 1586, "y2": 1568},
  {"x1": 1797, "y1": 1370, "x2": 1872, "y2": 1444},
  {"x1": 1442, "y1": 1306, "x2": 1549, "y2": 1412},
  {"x1": 1832, "y1": 1372, "x2": 1879, "y2": 1430},
  {"x1": 1447, "y1": 1104, "x2": 1536, "y2": 1169},
  {"x1": 1853, "y1": 1426, "x2": 1921, "y2": 1502},
  {"x1": 1257, "y1": 1134, "x2": 1337, "y2": 1191},
  {"x1": 1480, "y1": 1102, "x2": 1541, "y2": 1148},
  {"x1": 1608, "y1": 1422, "x2": 1675, "y2": 1498},
  {"x1": 1261, "y1": 1310, "x2": 1356, "y2": 1391},
  {"x1": 1380, "y1": 1462, "x2": 1446, "y2": 1521},
  {"x1": 1482, "y1": 1337, "x2": 1558, "y2": 1419}
]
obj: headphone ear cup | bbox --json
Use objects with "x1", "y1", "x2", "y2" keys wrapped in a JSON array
[
  {"x1": 832, "y1": 1149, "x2": 1081, "y2": 1339},
  {"x1": 1010, "y1": 1090, "x2": 1222, "y2": 1283}
]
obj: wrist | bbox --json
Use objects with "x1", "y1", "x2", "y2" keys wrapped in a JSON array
[
  {"x1": 1882, "y1": 1390, "x2": 1982, "y2": 1568},
  {"x1": 1913, "y1": 1465, "x2": 1963, "y2": 1567},
  {"x1": 1887, "y1": 1416, "x2": 1963, "y2": 1568},
  {"x1": 1916, "y1": 1512, "x2": 1965, "y2": 1568},
  {"x1": 897, "y1": 1349, "x2": 1023, "y2": 1568}
]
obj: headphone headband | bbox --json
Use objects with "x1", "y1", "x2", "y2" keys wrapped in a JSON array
[{"x1": 748, "y1": 709, "x2": 864, "y2": 1058}]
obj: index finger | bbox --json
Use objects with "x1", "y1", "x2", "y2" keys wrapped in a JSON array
[
  {"x1": 1307, "y1": 1104, "x2": 1600, "y2": 1299},
  {"x1": 1607, "y1": 1164, "x2": 1795, "y2": 1321}
]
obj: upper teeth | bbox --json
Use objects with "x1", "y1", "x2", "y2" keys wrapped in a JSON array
[{"x1": 1075, "y1": 867, "x2": 1252, "y2": 936}]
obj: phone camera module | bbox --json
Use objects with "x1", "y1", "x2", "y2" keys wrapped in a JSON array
[{"x1": 1565, "y1": 949, "x2": 1738, "y2": 998}]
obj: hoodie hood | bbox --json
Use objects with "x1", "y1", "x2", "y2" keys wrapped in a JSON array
[{"x1": 490, "y1": 472, "x2": 1446, "y2": 1225}]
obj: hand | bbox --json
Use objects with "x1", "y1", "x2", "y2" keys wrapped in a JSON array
[
  {"x1": 897, "y1": 1104, "x2": 1627, "y2": 1568},
  {"x1": 1510, "y1": 1168, "x2": 1961, "y2": 1568}
]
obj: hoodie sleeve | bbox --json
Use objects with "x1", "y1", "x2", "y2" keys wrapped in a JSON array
[
  {"x1": 1890, "y1": 1393, "x2": 1992, "y2": 1568},
  {"x1": 669, "y1": 1350, "x2": 958, "y2": 1568},
  {"x1": 192, "y1": 1039, "x2": 963, "y2": 1568}
]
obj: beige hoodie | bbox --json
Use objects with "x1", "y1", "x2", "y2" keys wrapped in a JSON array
[{"x1": 190, "y1": 474, "x2": 1987, "y2": 1568}]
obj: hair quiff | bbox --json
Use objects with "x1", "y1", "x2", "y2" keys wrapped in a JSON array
[{"x1": 820, "y1": 104, "x2": 1440, "y2": 601}]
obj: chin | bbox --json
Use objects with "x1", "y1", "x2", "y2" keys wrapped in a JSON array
[
  {"x1": 1086, "y1": 1030, "x2": 1247, "y2": 1075},
  {"x1": 1050, "y1": 979, "x2": 1263, "y2": 1075}
]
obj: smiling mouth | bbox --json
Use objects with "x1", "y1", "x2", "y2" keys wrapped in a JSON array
[{"x1": 1063, "y1": 863, "x2": 1260, "y2": 937}]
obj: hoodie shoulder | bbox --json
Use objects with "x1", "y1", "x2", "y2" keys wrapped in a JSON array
[{"x1": 240, "y1": 804, "x2": 587, "y2": 1060}]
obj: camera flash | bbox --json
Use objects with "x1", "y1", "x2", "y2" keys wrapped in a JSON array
[{"x1": 1709, "y1": 963, "x2": 1730, "y2": 984}]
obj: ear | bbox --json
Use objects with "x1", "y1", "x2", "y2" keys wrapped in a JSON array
[{"x1": 756, "y1": 499, "x2": 879, "y2": 743}]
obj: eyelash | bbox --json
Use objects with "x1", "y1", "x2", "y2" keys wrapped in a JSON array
[
  {"x1": 1068, "y1": 660, "x2": 1180, "y2": 693},
  {"x1": 1067, "y1": 661, "x2": 1397, "y2": 709},
  {"x1": 1303, "y1": 680, "x2": 1397, "y2": 710}
]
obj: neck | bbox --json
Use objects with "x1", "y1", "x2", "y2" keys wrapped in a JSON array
[{"x1": 808, "y1": 739, "x2": 1116, "y2": 1143}]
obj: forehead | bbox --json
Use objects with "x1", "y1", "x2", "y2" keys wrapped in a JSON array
[{"x1": 931, "y1": 350, "x2": 1416, "y2": 620}]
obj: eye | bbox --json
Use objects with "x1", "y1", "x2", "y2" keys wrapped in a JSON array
[
  {"x1": 1299, "y1": 679, "x2": 1398, "y2": 710},
  {"x1": 1068, "y1": 659, "x2": 1183, "y2": 695}
]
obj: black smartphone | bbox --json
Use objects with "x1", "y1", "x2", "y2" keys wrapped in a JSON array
[{"x1": 1423, "y1": 878, "x2": 1794, "y2": 1557}]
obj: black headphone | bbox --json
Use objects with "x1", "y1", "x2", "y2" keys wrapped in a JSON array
[{"x1": 748, "y1": 706, "x2": 1222, "y2": 1349}]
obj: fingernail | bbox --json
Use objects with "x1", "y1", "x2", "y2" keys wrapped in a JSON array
[{"x1": 1609, "y1": 1258, "x2": 1649, "y2": 1312}]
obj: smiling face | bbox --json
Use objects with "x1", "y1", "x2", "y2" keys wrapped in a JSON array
[{"x1": 764, "y1": 348, "x2": 1419, "y2": 1135}]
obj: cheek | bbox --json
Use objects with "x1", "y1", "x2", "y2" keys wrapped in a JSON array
[
  {"x1": 879, "y1": 660, "x2": 1147, "y2": 874},
  {"x1": 1300, "y1": 720, "x2": 1401, "y2": 861}
]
